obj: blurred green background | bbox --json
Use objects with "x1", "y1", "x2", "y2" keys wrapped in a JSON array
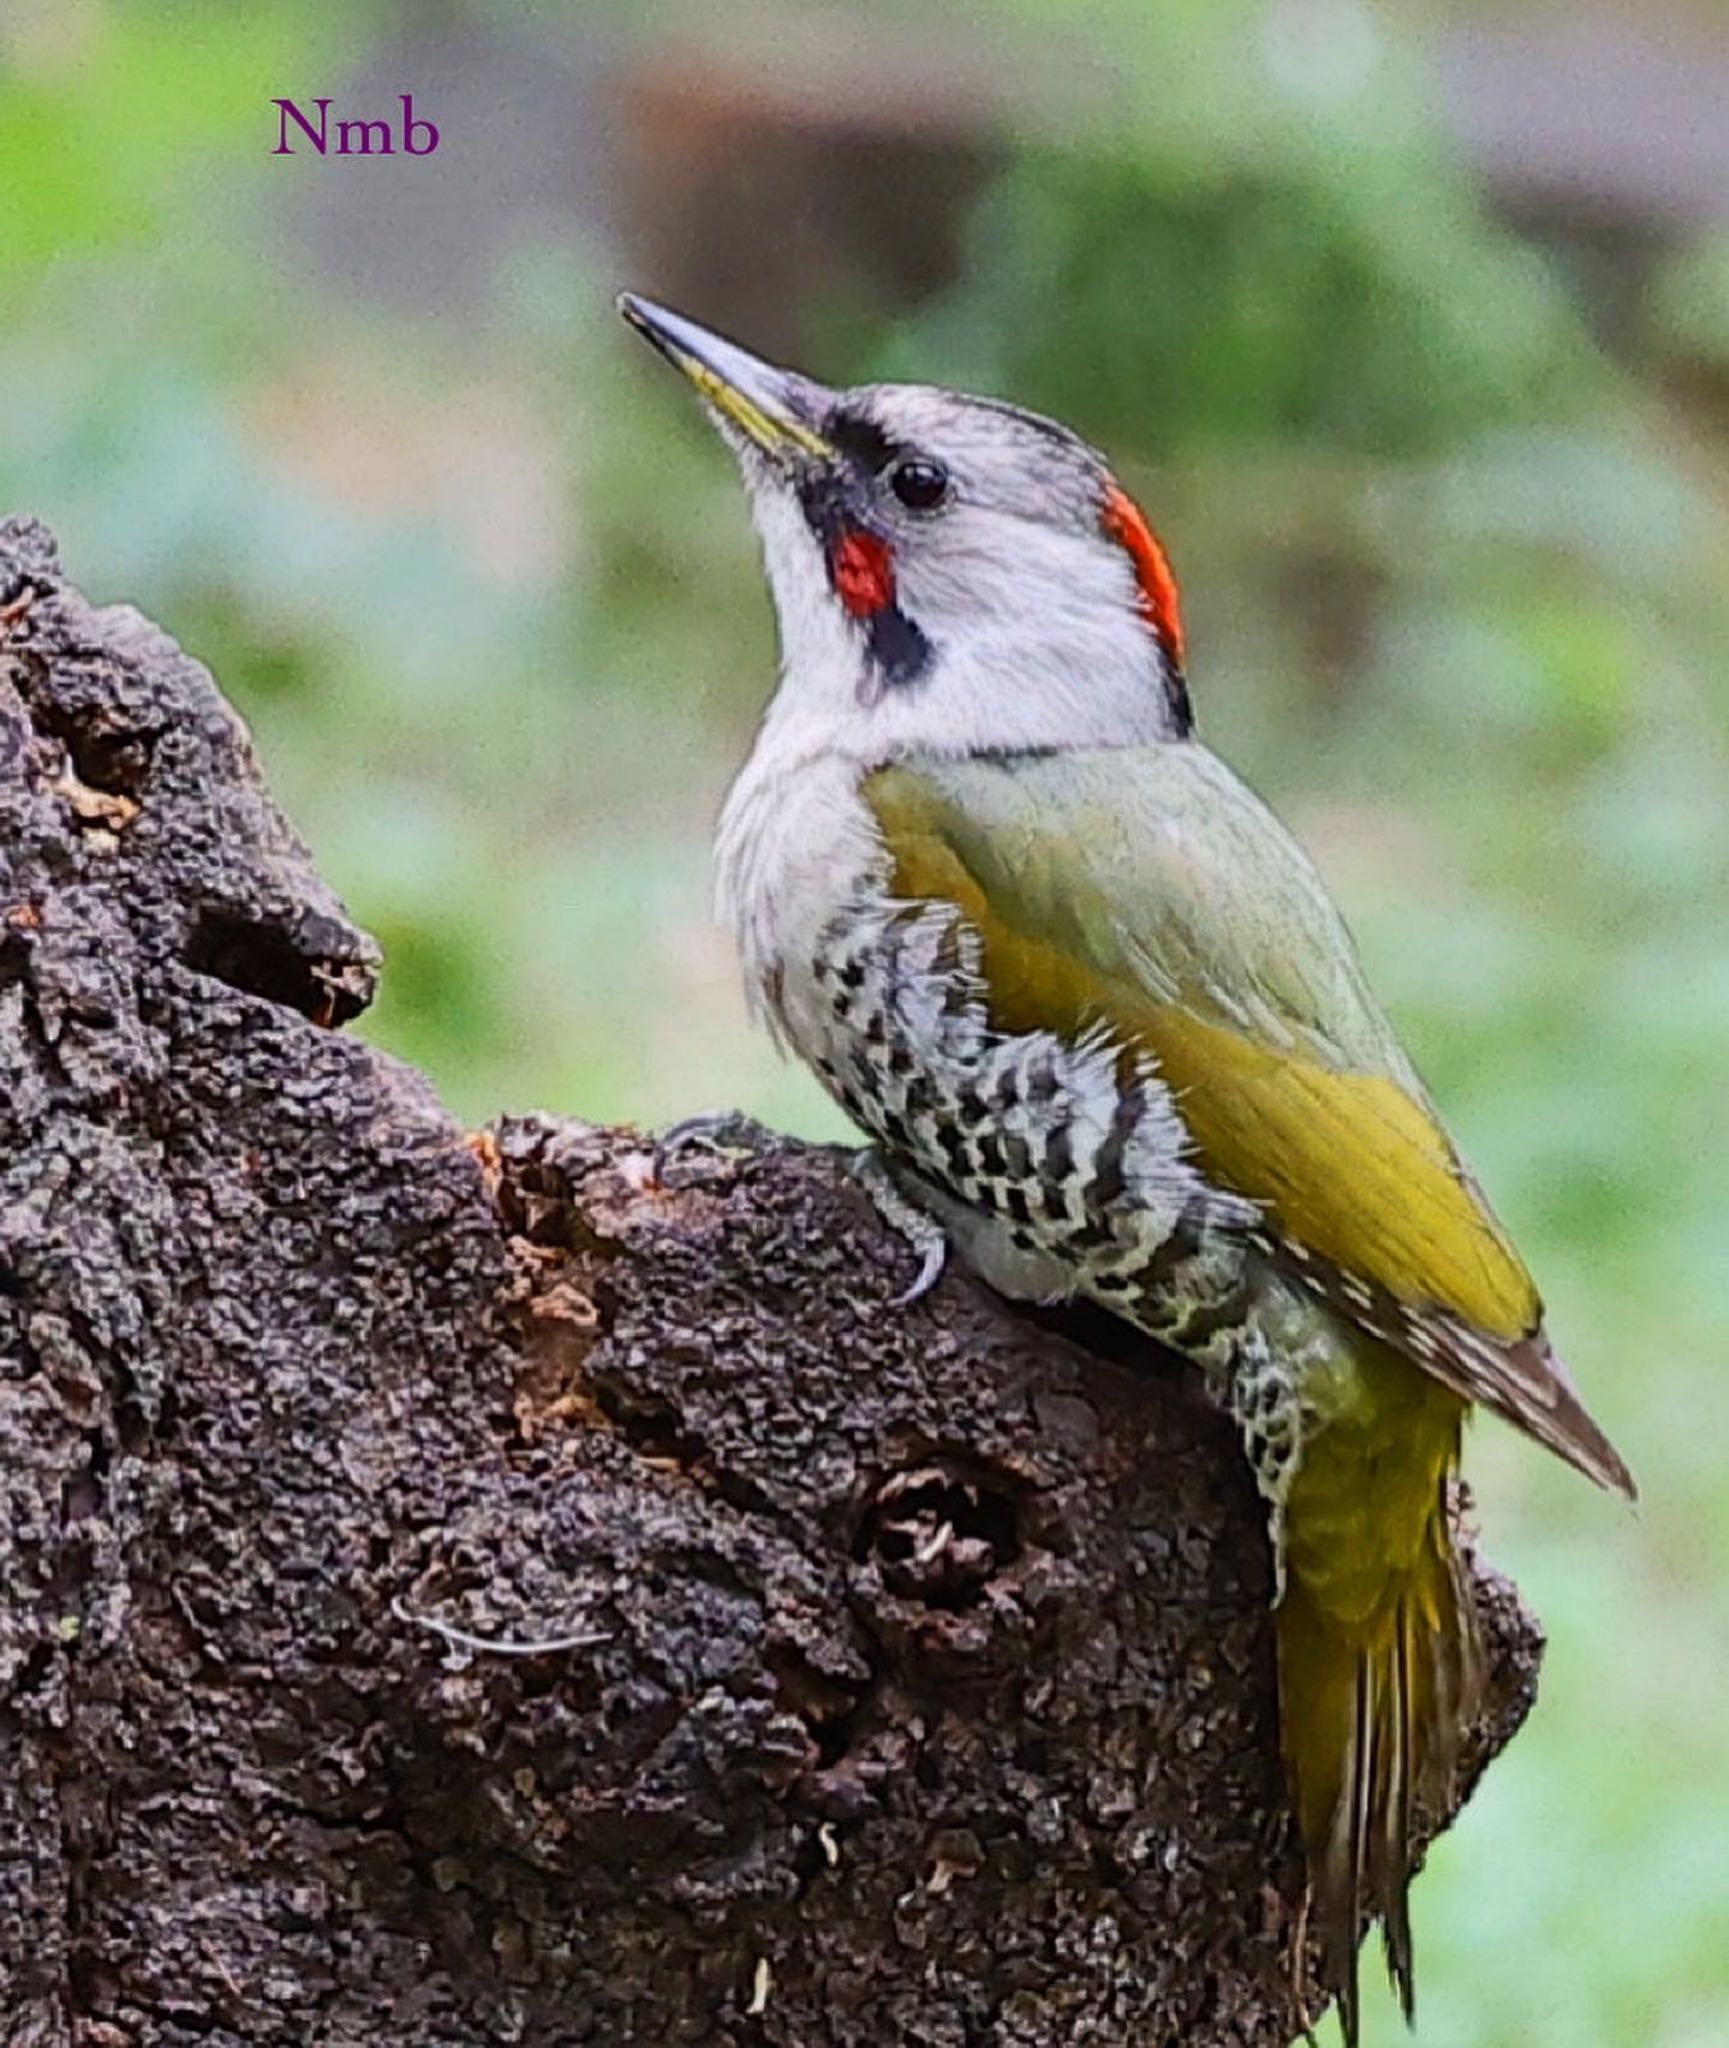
[{"x1": 2, "y1": 0, "x2": 1725, "y2": 2040}]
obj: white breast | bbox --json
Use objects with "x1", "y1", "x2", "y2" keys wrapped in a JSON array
[{"x1": 713, "y1": 742, "x2": 883, "y2": 1057}]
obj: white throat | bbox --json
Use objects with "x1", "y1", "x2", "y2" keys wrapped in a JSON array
[{"x1": 716, "y1": 484, "x2": 1185, "y2": 1038}]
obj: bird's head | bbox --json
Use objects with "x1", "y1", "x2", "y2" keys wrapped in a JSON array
[{"x1": 620, "y1": 294, "x2": 1192, "y2": 764}]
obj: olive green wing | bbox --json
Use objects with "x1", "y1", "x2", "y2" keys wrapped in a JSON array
[{"x1": 865, "y1": 745, "x2": 1632, "y2": 1496}]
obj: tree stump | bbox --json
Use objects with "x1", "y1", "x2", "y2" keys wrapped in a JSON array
[{"x1": 0, "y1": 516, "x2": 1540, "y2": 2046}]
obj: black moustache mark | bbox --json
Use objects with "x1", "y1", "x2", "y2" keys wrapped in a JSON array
[
  {"x1": 797, "y1": 469, "x2": 933, "y2": 699},
  {"x1": 866, "y1": 605, "x2": 932, "y2": 693}
]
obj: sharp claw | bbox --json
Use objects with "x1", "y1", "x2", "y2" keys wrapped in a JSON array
[
  {"x1": 851, "y1": 1149, "x2": 951, "y2": 1308},
  {"x1": 890, "y1": 1235, "x2": 948, "y2": 1308}
]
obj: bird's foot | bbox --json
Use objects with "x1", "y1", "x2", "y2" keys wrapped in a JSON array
[
  {"x1": 851, "y1": 1149, "x2": 949, "y2": 1306},
  {"x1": 653, "y1": 1110, "x2": 779, "y2": 1188}
]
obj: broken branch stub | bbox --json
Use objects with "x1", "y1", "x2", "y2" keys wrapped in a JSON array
[{"x1": 0, "y1": 516, "x2": 1541, "y2": 2046}]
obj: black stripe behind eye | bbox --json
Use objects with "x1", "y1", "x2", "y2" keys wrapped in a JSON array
[{"x1": 826, "y1": 407, "x2": 900, "y2": 471}]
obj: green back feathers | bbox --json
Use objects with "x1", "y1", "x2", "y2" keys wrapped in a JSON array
[{"x1": 866, "y1": 745, "x2": 1542, "y2": 1343}]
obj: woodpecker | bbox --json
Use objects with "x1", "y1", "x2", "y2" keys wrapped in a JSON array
[{"x1": 619, "y1": 293, "x2": 1634, "y2": 2041}]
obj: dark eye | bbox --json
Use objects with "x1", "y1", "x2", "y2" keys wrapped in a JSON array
[{"x1": 889, "y1": 458, "x2": 950, "y2": 511}]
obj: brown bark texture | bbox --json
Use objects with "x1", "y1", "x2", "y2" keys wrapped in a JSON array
[{"x1": 0, "y1": 516, "x2": 1542, "y2": 2047}]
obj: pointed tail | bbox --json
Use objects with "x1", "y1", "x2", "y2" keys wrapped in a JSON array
[{"x1": 1276, "y1": 1478, "x2": 1483, "y2": 2043}]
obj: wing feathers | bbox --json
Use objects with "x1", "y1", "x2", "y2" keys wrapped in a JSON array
[
  {"x1": 1288, "y1": 1248, "x2": 1636, "y2": 1499},
  {"x1": 1444, "y1": 1327, "x2": 1636, "y2": 1500},
  {"x1": 867, "y1": 750, "x2": 1634, "y2": 1496}
]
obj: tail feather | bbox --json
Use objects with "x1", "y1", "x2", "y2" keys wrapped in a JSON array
[
  {"x1": 1278, "y1": 1493, "x2": 1483, "y2": 2045},
  {"x1": 1379, "y1": 1607, "x2": 1418, "y2": 2017}
]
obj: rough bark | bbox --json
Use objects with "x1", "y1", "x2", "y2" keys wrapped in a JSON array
[{"x1": 0, "y1": 516, "x2": 1541, "y2": 2048}]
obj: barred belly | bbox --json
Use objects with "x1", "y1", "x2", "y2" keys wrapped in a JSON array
[{"x1": 775, "y1": 887, "x2": 1313, "y2": 1556}]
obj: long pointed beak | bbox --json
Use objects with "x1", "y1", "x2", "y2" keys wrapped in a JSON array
[{"x1": 618, "y1": 293, "x2": 835, "y2": 464}]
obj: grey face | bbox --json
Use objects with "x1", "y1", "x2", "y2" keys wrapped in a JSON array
[
  {"x1": 619, "y1": 294, "x2": 1191, "y2": 744},
  {"x1": 784, "y1": 384, "x2": 1125, "y2": 694}
]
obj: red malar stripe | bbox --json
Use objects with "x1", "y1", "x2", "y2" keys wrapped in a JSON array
[{"x1": 832, "y1": 529, "x2": 895, "y2": 619}]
